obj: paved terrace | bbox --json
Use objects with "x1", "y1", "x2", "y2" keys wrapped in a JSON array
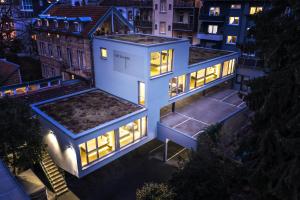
[
  {"x1": 160, "y1": 88, "x2": 246, "y2": 140},
  {"x1": 38, "y1": 90, "x2": 143, "y2": 134}
]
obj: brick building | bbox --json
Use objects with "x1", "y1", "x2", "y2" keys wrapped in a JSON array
[
  {"x1": 34, "y1": 3, "x2": 134, "y2": 82},
  {"x1": 0, "y1": 59, "x2": 22, "y2": 87}
]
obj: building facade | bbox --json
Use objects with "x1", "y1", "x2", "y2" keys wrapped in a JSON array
[
  {"x1": 34, "y1": 3, "x2": 133, "y2": 81},
  {"x1": 197, "y1": 0, "x2": 271, "y2": 52},
  {"x1": 31, "y1": 34, "x2": 240, "y2": 178}
]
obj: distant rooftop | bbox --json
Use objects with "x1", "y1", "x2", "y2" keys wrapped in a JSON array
[
  {"x1": 102, "y1": 34, "x2": 181, "y2": 45},
  {"x1": 38, "y1": 90, "x2": 142, "y2": 134},
  {"x1": 189, "y1": 47, "x2": 233, "y2": 65}
]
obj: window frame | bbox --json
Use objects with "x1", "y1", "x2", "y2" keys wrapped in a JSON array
[
  {"x1": 228, "y1": 16, "x2": 240, "y2": 25},
  {"x1": 226, "y1": 35, "x2": 237, "y2": 45},
  {"x1": 100, "y1": 47, "x2": 108, "y2": 59}
]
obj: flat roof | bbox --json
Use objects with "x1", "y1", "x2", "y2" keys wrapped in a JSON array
[
  {"x1": 189, "y1": 47, "x2": 234, "y2": 65},
  {"x1": 101, "y1": 34, "x2": 181, "y2": 45},
  {"x1": 38, "y1": 90, "x2": 142, "y2": 134}
]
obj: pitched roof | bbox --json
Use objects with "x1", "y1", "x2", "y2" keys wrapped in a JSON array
[
  {"x1": 45, "y1": 4, "x2": 111, "y2": 37},
  {"x1": 0, "y1": 59, "x2": 20, "y2": 85}
]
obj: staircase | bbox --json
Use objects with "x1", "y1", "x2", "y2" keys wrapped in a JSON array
[{"x1": 40, "y1": 153, "x2": 69, "y2": 196}]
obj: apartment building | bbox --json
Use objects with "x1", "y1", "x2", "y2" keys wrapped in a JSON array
[
  {"x1": 31, "y1": 34, "x2": 241, "y2": 177},
  {"x1": 197, "y1": 0, "x2": 271, "y2": 51},
  {"x1": 99, "y1": 0, "x2": 201, "y2": 44},
  {"x1": 34, "y1": 3, "x2": 133, "y2": 81}
]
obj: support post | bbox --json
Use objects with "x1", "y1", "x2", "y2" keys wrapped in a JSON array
[
  {"x1": 172, "y1": 102, "x2": 175, "y2": 112},
  {"x1": 164, "y1": 139, "x2": 169, "y2": 162}
]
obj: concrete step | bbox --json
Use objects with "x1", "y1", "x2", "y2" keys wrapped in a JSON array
[
  {"x1": 54, "y1": 184, "x2": 68, "y2": 194},
  {"x1": 56, "y1": 187, "x2": 69, "y2": 196},
  {"x1": 53, "y1": 180, "x2": 66, "y2": 190}
]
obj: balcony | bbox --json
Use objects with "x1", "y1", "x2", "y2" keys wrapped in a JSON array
[
  {"x1": 136, "y1": 20, "x2": 152, "y2": 28},
  {"x1": 197, "y1": 33, "x2": 223, "y2": 41},
  {"x1": 65, "y1": 67, "x2": 92, "y2": 80},
  {"x1": 199, "y1": 15, "x2": 225, "y2": 23},
  {"x1": 172, "y1": 23, "x2": 193, "y2": 31},
  {"x1": 174, "y1": 0, "x2": 194, "y2": 8}
]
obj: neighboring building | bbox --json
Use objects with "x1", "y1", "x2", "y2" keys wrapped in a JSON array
[
  {"x1": 34, "y1": 3, "x2": 134, "y2": 81},
  {"x1": 31, "y1": 34, "x2": 240, "y2": 178},
  {"x1": 0, "y1": 59, "x2": 22, "y2": 87},
  {"x1": 197, "y1": 0, "x2": 271, "y2": 52},
  {"x1": 99, "y1": 0, "x2": 202, "y2": 44}
]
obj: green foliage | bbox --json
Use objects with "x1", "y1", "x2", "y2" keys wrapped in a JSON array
[
  {"x1": 0, "y1": 97, "x2": 44, "y2": 174},
  {"x1": 136, "y1": 182, "x2": 176, "y2": 200},
  {"x1": 242, "y1": 1, "x2": 300, "y2": 199},
  {"x1": 170, "y1": 124, "x2": 242, "y2": 200}
]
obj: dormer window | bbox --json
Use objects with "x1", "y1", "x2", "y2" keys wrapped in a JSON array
[
  {"x1": 74, "y1": 22, "x2": 81, "y2": 32},
  {"x1": 54, "y1": 20, "x2": 58, "y2": 29},
  {"x1": 37, "y1": 19, "x2": 42, "y2": 26},
  {"x1": 64, "y1": 21, "x2": 69, "y2": 30},
  {"x1": 45, "y1": 19, "x2": 49, "y2": 27}
]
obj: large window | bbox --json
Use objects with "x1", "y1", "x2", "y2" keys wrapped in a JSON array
[
  {"x1": 190, "y1": 69, "x2": 205, "y2": 90},
  {"x1": 229, "y1": 17, "x2": 239, "y2": 25},
  {"x1": 150, "y1": 49, "x2": 173, "y2": 77},
  {"x1": 227, "y1": 35, "x2": 237, "y2": 44},
  {"x1": 119, "y1": 117, "x2": 147, "y2": 148},
  {"x1": 205, "y1": 64, "x2": 221, "y2": 83},
  {"x1": 250, "y1": 7, "x2": 263, "y2": 15},
  {"x1": 77, "y1": 50, "x2": 85, "y2": 69},
  {"x1": 79, "y1": 131, "x2": 116, "y2": 167},
  {"x1": 231, "y1": 4, "x2": 241, "y2": 9},
  {"x1": 67, "y1": 48, "x2": 73, "y2": 66},
  {"x1": 208, "y1": 25, "x2": 218, "y2": 34},
  {"x1": 159, "y1": 21, "x2": 166, "y2": 34},
  {"x1": 138, "y1": 81, "x2": 145, "y2": 106},
  {"x1": 209, "y1": 7, "x2": 220, "y2": 16},
  {"x1": 48, "y1": 44, "x2": 53, "y2": 57},
  {"x1": 222, "y1": 59, "x2": 236, "y2": 77},
  {"x1": 100, "y1": 48, "x2": 107, "y2": 59},
  {"x1": 160, "y1": 0, "x2": 167, "y2": 12},
  {"x1": 21, "y1": 0, "x2": 33, "y2": 11},
  {"x1": 169, "y1": 75, "x2": 186, "y2": 97}
]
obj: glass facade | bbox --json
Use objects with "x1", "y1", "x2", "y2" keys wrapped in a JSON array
[
  {"x1": 169, "y1": 75, "x2": 186, "y2": 97},
  {"x1": 150, "y1": 49, "x2": 173, "y2": 77},
  {"x1": 222, "y1": 59, "x2": 236, "y2": 77},
  {"x1": 205, "y1": 64, "x2": 221, "y2": 84},
  {"x1": 79, "y1": 117, "x2": 147, "y2": 168},
  {"x1": 138, "y1": 81, "x2": 145, "y2": 106},
  {"x1": 190, "y1": 69, "x2": 205, "y2": 90}
]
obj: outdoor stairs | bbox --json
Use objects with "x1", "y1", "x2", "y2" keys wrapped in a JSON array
[{"x1": 40, "y1": 153, "x2": 69, "y2": 197}]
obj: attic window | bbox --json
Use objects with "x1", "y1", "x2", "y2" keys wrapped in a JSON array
[
  {"x1": 74, "y1": 22, "x2": 81, "y2": 32},
  {"x1": 54, "y1": 20, "x2": 58, "y2": 28},
  {"x1": 45, "y1": 19, "x2": 49, "y2": 27},
  {"x1": 64, "y1": 21, "x2": 69, "y2": 30}
]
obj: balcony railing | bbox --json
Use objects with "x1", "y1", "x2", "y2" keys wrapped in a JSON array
[
  {"x1": 199, "y1": 15, "x2": 225, "y2": 22},
  {"x1": 174, "y1": 0, "x2": 194, "y2": 8},
  {"x1": 197, "y1": 33, "x2": 223, "y2": 41},
  {"x1": 172, "y1": 23, "x2": 193, "y2": 31},
  {"x1": 136, "y1": 20, "x2": 152, "y2": 28}
]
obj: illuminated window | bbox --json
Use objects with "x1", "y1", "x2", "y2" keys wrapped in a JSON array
[
  {"x1": 138, "y1": 81, "x2": 145, "y2": 106},
  {"x1": 208, "y1": 25, "x2": 218, "y2": 34},
  {"x1": 150, "y1": 49, "x2": 173, "y2": 77},
  {"x1": 231, "y1": 4, "x2": 241, "y2": 9},
  {"x1": 209, "y1": 7, "x2": 220, "y2": 16},
  {"x1": 250, "y1": 7, "x2": 263, "y2": 15},
  {"x1": 79, "y1": 131, "x2": 116, "y2": 167},
  {"x1": 229, "y1": 17, "x2": 239, "y2": 25},
  {"x1": 222, "y1": 59, "x2": 236, "y2": 77},
  {"x1": 100, "y1": 48, "x2": 107, "y2": 59},
  {"x1": 205, "y1": 64, "x2": 221, "y2": 83},
  {"x1": 227, "y1": 35, "x2": 237, "y2": 44},
  {"x1": 190, "y1": 69, "x2": 205, "y2": 90},
  {"x1": 119, "y1": 117, "x2": 147, "y2": 148},
  {"x1": 169, "y1": 75, "x2": 186, "y2": 97}
]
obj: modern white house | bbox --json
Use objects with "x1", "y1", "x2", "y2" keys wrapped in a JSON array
[{"x1": 31, "y1": 34, "x2": 241, "y2": 178}]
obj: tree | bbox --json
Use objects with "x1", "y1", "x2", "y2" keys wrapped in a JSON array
[
  {"x1": 169, "y1": 124, "x2": 243, "y2": 200},
  {"x1": 0, "y1": 97, "x2": 44, "y2": 174},
  {"x1": 241, "y1": 1, "x2": 300, "y2": 200},
  {"x1": 136, "y1": 183, "x2": 176, "y2": 200}
]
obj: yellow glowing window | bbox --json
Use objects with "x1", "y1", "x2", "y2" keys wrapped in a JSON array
[
  {"x1": 100, "y1": 48, "x2": 107, "y2": 59},
  {"x1": 190, "y1": 69, "x2": 205, "y2": 90},
  {"x1": 169, "y1": 75, "x2": 186, "y2": 97},
  {"x1": 205, "y1": 64, "x2": 221, "y2": 84},
  {"x1": 250, "y1": 7, "x2": 263, "y2": 15},
  {"x1": 227, "y1": 35, "x2": 237, "y2": 44},
  {"x1": 97, "y1": 131, "x2": 115, "y2": 158},
  {"x1": 138, "y1": 81, "x2": 145, "y2": 106},
  {"x1": 229, "y1": 17, "x2": 239, "y2": 25},
  {"x1": 150, "y1": 49, "x2": 173, "y2": 77}
]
